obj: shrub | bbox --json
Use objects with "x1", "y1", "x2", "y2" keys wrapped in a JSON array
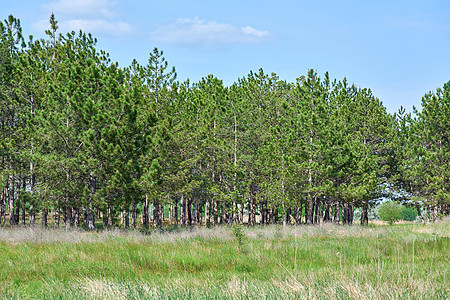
[
  {"x1": 231, "y1": 225, "x2": 245, "y2": 252},
  {"x1": 378, "y1": 201, "x2": 403, "y2": 225},
  {"x1": 401, "y1": 206, "x2": 418, "y2": 221}
]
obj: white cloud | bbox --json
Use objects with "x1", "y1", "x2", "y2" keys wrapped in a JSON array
[
  {"x1": 33, "y1": 19, "x2": 136, "y2": 37},
  {"x1": 42, "y1": 0, "x2": 118, "y2": 18},
  {"x1": 241, "y1": 26, "x2": 270, "y2": 38},
  {"x1": 63, "y1": 19, "x2": 133, "y2": 36},
  {"x1": 35, "y1": 0, "x2": 135, "y2": 38},
  {"x1": 149, "y1": 18, "x2": 272, "y2": 48},
  {"x1": 33, "y1": 18, "x2": 134, "y2": 37}
]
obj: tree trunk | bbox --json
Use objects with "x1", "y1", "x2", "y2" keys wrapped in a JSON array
[
  {"x1": 318, "y1": 199, "x2": 324, "y2": 225},
  {"x1": 431, "y1": 204, "x2": 438, "y2": 222},
  {"x1": 314, "y1": 199, "x2": 318, "y2": 224},
  {"x1": 187, "y1": 198, "x2": 192, "y2": 226},
  {"x1": 260, "y1": 200, "x2": 265, "y2": 225},
  {"x1": 415, "y1": 204, "x2": 425, "y2": 224},
  {"x1": 306, "y1": 195, "x2": 313, "y2": 225},
  {"x1": 29, "y1": 173, "x2": 35, "y2": 225},
  {"x1": 141, "y1": 202, "x2": 144, "y2": 226},
  {"x1": 29, "y1": 205, "x2": 35, "y2": 225},
  {"x1": 65, "y1": 206, "x2": 72, "y2": 229},
  {"x1": 15, "y1": 197, "x2": 19, "y2": 224},
  {"x1": 55, "y1": 208, "x2": 60, "y2": 227},
  {"x1": 21, "y1": 201, "x2": 26, "y2": 225},
  {"x1": 131, "y1": 202, "x2": 136, "y2": 228},
  {"x1": 270, "y1": 206, "x2": 277, "y2": 224},
  {"x1": 90, "y1": 209, "x2": 96, "y2": 230},
  {"x1": 239, "y1": 203, "x2": 244, "y2": 225},
  {"x1": 88, "y1": 172, "x2": 96, "y2": 231},
  {"x1": 191, "y1": 199, "x2": 197, "y2": 227},
  {"x1": 8, "y1": 177, "x2": 15, "y2": 226},
  {"x1": 220, "y1": 202, "x2": 225, "y2": 225},
  {"x1": 103, "y1": 210, "x2": 108, "y2": 228},
  {"x1": 143, "y1": 195, "x2": 149, "y2": 229},
  {"x1": 295, "y1": 202, "x2": 303, "y2": 225},
  {"x1": 205, "y1": 199, "x2": 211, "y2": 227},
  {"x1": 324, "y1": 202, "x2": 330, "y2": 222},
  {"x1": 153, "y1": 199, "x2": 160, "y2": 228},
  {"x1": 426, "y1": 204, "x2": 431, "y2": 221},
  {"x1": 125, "y1": 209, "x2": 129, "y2": 228},
  {"x1": 361, "y1": 200, "x2": 369, "y2": 226},
  {"x1": 229, "y1": 202, "x2": 234, "y2": 224},
  {"x1": 439, "y1": 204, "x2": 448, "y2": 216},
  {"x1": 168, "y1": 202, "x2": 173, "y2": 225},
  {"x1": 333, "y1": 202, "x2": 339, "y2": 224},
  {"x1": 287, "y1": 207, "x2": 292, "y2": 225},
  {"x1": 173, "y1": 196, "x2": 178, "y2": 226},
  {"x1": 180, "y1": 195, "x2": 186, "y2": 226},
  {"x1": 74, "y1": 208, "x2": 80, "y2": 227},
  {"x1": 41, "y1": 208, "x2": 47, "y2": 227},
  {"x1": 348, "y1": 201, "x2": 354, "y2": 225},
  {"x1": 160, "y1": 204, "x2": 164, "y2": 223},
  {"x1": 120, "y1": 210, "x2": 125, "y2": 226},
  {"x1": 282, "y1": 202, "x2": 287, "y2": 227},
  {"x1": 108, "y1": 204, "x2": 113, "y2": 227},
  {"x1": 197, "y1": 200, "x2": 202, "y2": 225},
  {"x1": 248, "y1": 194, "x2": 255, "y2": 226},
  {"x1": 212, "y1": 199, "x2": 218, "y2": 226},
  {"x1": 0, "y1": 190, "x2": 5, "y2": 226},
  {"x1": 342, "y1": 202, "x2": 348, "y2": 225},
  {"x1": 28, "y1": 76, "x2": 36, "y2": 226}
]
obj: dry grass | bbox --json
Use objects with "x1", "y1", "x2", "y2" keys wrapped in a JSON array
[
  {"x1": 0, "y1": 225, "x2": 234, "y2": 244},
  {"x1": 1, "y1": 218, "x2": 448, "y2": 245},
  {"x1": 71, "y1": 272, "x2": 446, "y2": 300}
]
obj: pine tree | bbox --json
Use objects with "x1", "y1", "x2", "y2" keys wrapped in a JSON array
[
  {"x1": 195, "y1": 75, "x2": 227, "y2": 226},
  {"x1": 14, "y1": 35, "x2": 47, "y2": 225},
  {"x1": 139, "y1": 48, "x2": 176, "y2": 228},
  {"x1": 291, "y1": 70, "x2": 330, "y2": 225},
  {"x1": 413, "y1": 83, "x2": 450, "y2": 220},
  {"x1": 392, "y1": 107, "x2": 427, "y2": 222},
  {"x1": 0, "y1": 15, "x2": 25, "y2": 226}
]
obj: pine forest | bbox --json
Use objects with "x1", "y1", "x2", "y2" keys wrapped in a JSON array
[{"x1": 1, "y1": 14, "x2": 449, "y2": 231}]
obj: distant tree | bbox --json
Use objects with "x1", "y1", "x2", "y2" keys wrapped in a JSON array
[
  {"x1": 401, "y1": 206, "x2": 418, "y2": 221},
  {"x1": 378, "y1": 201, "x2": 402, "y2": 225}
]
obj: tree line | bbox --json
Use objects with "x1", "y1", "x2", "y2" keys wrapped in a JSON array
[{"x1": 0, "y1": 14, "x2": 448, "y2": 229}]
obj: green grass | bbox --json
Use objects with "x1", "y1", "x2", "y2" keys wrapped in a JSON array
[{"x1": 0, "y1": 221, "x2": 448, "y2": 299}]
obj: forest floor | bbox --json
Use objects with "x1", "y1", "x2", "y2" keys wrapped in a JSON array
[{"x1": 0, "y1": 220, "x2": 448, "y2": 299}]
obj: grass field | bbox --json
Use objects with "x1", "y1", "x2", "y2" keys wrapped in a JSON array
[{"x1": 0, "y1": 221, "x2": 448, "y2": 299}]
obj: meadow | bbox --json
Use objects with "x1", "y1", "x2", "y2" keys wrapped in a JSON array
[{"x1": 0, "y1": 221, "x2": 448, "y2": 299}]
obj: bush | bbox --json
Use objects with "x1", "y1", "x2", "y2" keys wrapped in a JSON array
[
  {"x1": 231, "y1": 225, "x2": 245, "y2": 252},
  {"x1": 401, "y1": 206, "x2": 418, "y2": 221},
  {"x1": 378, "y1": 201, "x2": 403, "y2": 225}
]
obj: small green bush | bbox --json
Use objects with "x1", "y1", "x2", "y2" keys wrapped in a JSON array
[
  {"x1": 378, "y1": 201, "x2": 403, "y2": 225},
  {"x1": 231, "y1": 224, "x2": 245, "y2": 252},
  {"x1": 401, "y1": 206, "x2": 418, "y2": 221}
]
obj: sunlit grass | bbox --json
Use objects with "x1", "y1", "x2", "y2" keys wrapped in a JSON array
[{"x1": 0, "y1": 221, "x2": 448, "y2": 299}]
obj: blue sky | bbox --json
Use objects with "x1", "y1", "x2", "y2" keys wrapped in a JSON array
[{"x1": 2, "y1": 0, "x2": 450, "y2": 114}]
